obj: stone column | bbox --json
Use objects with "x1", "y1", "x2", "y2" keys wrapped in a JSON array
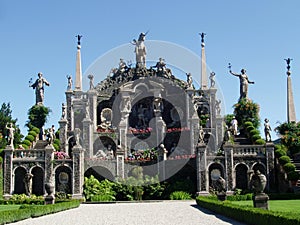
[
  {"x1": 196, "y1": 144, "x2": 209, "y2": 195},
  {"x1": 189, "y1": 112, "x2": 199, "y2": 155},
  {"x1": 58, "y1": 119, "x2": 68, "y2": 153},
  {"x1": 265, "y1": 142, "x2": 275, "y2": 191},
  {"x1": 224, "y1": 144, "x2": 234, "y2": 193},
  {"x1": 216, "y1": 116, "x2": 224, "y2": 148},
  {"x1": 72, "y1": 145, "x2": 84, "y2": 199},
  {"x1": 82, "y1": 118, "x2": 93, "y2": 158},
  {"x1": 116, "y1": 146, "x2": 125, "y2": 179},
  {"x1": 87, "y1": 89, "x2": 97, "y2": 131},
  {"x1": 65, "y1": 90, "x2": 73, "y2": 132},
  {"x1": 44, "y1": 145, "x2": 55, "y2": 187},
  {"x1": 3, "y1": 146, "x2": 13, "y2": 198}
]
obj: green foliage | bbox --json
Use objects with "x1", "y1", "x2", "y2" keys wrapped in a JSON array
[
  {"x1": 279, "y1": 155, "x2": 291, "y2": 165},
  {"x1": 287, "y1": 171, "x2": 300, "y2": 181},
  {"x1": 28, "y1": 130, "x2": 37, "y2": 137},
  {"x1": 251, "y1": 134, "x2": 261, "y2": 142},
  {"x1": 244, "y1": 121, "x2": 254, "y2": 127},
  {"x1": 91, "y1": 194, "x2": 115, "y2": 202},
  {"x1": 196, "y1": 196, "x2": 300, "y2": 225},
  {"x1": 233, "y1": 98, "x2": 260, "y2": 129},
  {"x1": 275, "y1": 122, "x2": 300, "y2": 156},
  {"x1": 22, "y1": 139, "x2": 32, "y2": 147},
  {"x1": 31, "y1": 126, "x2": 40, "y2": 134},
  {"x1": 83, "y1": 176, "x2": 115, "y2": 201},
  {"x1": 0, "y1": 102, "x2": 23, "y2": 149},
  {"x1": 226, "y1": 193, "x2": 253, "y2": 201},
  {"x1": 169, "y1": 191, "x2": 192, "y2": 200},
  {"x1": 163, "y1": 179, "x2": 196, "y2": 198},
  {"x1": 25, "y1": 135, "x2": 35, "y2": 142},
  {"x1": 283, "y1": 163, "x2": 296, "y2": 173},
  {"x1": 275, "y1": 146, "x2": 287, "y2": 158},
  {"x1": 246, "y1": 125, "x2": 255, "y2": 133},
  {"x1": 255, "y1": 139, "x2": 266, "y2": 145},
  {"x1": 224, "y1": 114, "x2": 235, "y2": 127},
  {"x1": 26, "y1": 105, "x2": 51, "y2": 129}
]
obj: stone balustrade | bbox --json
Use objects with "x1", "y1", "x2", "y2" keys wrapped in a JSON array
[
  {"x1": 233, "y1": 145, "x2": 265, "y2": 156},
  {"x1": 13, "y1": 149, "x2": 45, "y2": 160}
]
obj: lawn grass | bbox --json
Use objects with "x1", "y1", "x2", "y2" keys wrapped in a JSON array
[
  {"x1": 0, "y1": 205, "x2": 20, "y2": 212},
  {"x1": 230, "y1": 200, "x2": 300, "y2": 213}
]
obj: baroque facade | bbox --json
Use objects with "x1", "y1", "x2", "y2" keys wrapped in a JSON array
[{"x1": 3, "y1": 34, "x2": 275, "y2": 198}]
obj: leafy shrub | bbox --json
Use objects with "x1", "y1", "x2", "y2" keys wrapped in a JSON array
[
  {"x1": 196, "y1": 196, "x2": 300, "y2": 225},
  {"x1": 255, "y1": 139, "x2": 266, "y2": 145},
  {"x1": 25, "y1": 135, "x2": 35, "y2": 142},
  {"x1": 246, "y1": 126, "x2": 255, "y2": 132},
  {"x1": 226, "y1": 193, "x2": 252, "y2": 201},
  {"x1": 279, "y1": 155, "x2": 291, "y2": 165},
  {"x1": 91, "y1": 194, "x2": 115, "y2": 202},
  {"x1": 275, "y1": 149, "x2": 287, "y2": 158},
  {"x1": 287, "y1": 171, "x2": 300, "y2": 181},
  {"x1": 283, "y1": 163, "x2": 296, "y2": 173},
  {"x1": 170, "y1": 191, "x2": 192, "y2": 200},
  {"x1": 31, "y1": 127, "x2": 40, "y2": 134},
  {"x1": 244, "y1": 121, "x2": 254, "y2": 128},
  {"x1": 28, "y1": 130, "x2": 37, "y2": 138},
  {"x1": 250, "y1": 129, "x2": 260, "y2": 136},
  {"x1": 22, "y1": 139, "x2": 31, "y2": 147},
  {"x1": 8, "y1": 194, "x2": 44, "y2": 205},
  {"x1": 83, "y1": 176, "x2": 115, "y2": 201},
  {"x1": 251, "y1": 134, "x2": 261, "y2": 142}
]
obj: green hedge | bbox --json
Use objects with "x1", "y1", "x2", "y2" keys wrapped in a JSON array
[
  {"x1": 196, "y1": 196, "x2": 300, "y2": 225},
  {"x1": 0, "y1": 200, "x2": 80, "y2": 224}
]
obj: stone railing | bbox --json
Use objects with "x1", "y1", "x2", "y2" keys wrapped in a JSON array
[
  {"x1": 13, "y1": 149, "x2": 45, "y2": 161},
  {"x1": 233, "y1": 145, "x2": 265, "y2": 156}
]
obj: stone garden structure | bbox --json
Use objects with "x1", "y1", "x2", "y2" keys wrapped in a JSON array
[{"x1": 2, "y1": 33, "x2": 275, "y2": 199}]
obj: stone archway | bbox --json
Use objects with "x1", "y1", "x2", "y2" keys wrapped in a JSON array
[
  {"x1": 235, "y1": 163, "x2": 248, "y2": 190},
  {"x1": 14, "y1": 167, "x2": 26, "y2": 194},
  {"x1": 208, "y1": 162, "x2": 224, "y2": 189},
  {"x1": 31, "y1": 166, "x2": 44, "y2": 196},
  {"x1": 252, "y1": 163, "x2": 266, "y2": 175},
  {"x1": 55, "y1": 166, "x2": 72, "y2": 195},
  {"x1": 85, "y1": 166, "x2": 115, "y2": 182}
]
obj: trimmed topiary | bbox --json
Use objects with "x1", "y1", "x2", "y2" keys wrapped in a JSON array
[
  {"x1": 275, "y1": 149, "x2": 287, "y2": 158},
  {"x1": 244, "y1": 121, "x2": 253, "y2": 128},
  {"x1": 287, "y1": 171, "x2": 300, "y2": 181},
  {"x1": 31, "y1": 127, "x2": 40, "y2": 134},
  {"x1": 255, "y1": 139, "x2": 266, "y2": 145},
  {"x1": 25, "y1": 135, "x2": 35, "y2": 142},
  {"x1": 283, "y1": 163, "x2": 296, "y2": 173},
  {"x1": 29, "y1": 130, "x2": 37, "y2": 138},
  {"x1": 251, "y1": 134, "x2": 261, "y2": 142},
  {"x1": 246, "y1": 126, "x2": 255, "y2": 133},
  {"x1": 22, "y1": 140, "x2": 31, "y2": 147},
  {"x1": 279, "y1": 155, "x2": 291, "y2": 165},
  {"x1": 250, "y1": 129, "x2": 260, "y2": 136}
]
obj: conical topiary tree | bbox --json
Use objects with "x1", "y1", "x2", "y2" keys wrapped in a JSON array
[
  {"x1": 26, "y1": 105, "x2": 51, "y2": 130},
  {"x1": 233, "y1": 98, "x2": 260, "y2": 130}
]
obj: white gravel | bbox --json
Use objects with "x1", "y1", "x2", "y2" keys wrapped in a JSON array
[{"x1": 10, "y1": 200, "x2": 246, "y2": 225}]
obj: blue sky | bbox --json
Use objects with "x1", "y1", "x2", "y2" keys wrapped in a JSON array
[{"x1": 0, "y1": 0, "x2": 299, "y2": 138}]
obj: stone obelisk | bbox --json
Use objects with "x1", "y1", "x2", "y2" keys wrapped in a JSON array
[
  {"x1": 75, "y1": 35, "x2": 83, "y2": 92},
  {"x1": 200, "y1": 33, "x2": 208, "y2": 90},
  {"x1": 285, "y1": 58, "x2": 296, "y2": 123}
]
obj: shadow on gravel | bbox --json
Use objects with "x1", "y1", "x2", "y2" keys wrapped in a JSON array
[{"x1": 190, "y1": 204, "x2": 246, "y2": 225}]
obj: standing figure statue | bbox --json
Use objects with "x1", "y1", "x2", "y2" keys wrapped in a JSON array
[
  {"x1": 6, "y1": 122, "x2": 15, "y2": 147},
  {"x1": 88, "y1": 74, "x2": 94, "y2": 90},
  {"x1": 132, "y1": 32, "x2": 147, "y2": 68},
  {"x1": 229, "y1": 66, "x2": 254, "y2": 100},
  {"x1": 186, "y1": 73, "x2": 193, "y2": 88},
  {"x1": 230, "y1": 116, "x2": 238, "y2": 136},
  {"x1": 30, "y1": 72, "x2": 50, "y2": 105},
  {"x1": 23, "y1": 173, "x2": 34, "y2": 196},
  {"x1": 209, "y1": 72, "x2": 216, "y2": 88},
  {"x1": 66, "y1": 75, "x2": 72, "y2": 90},
  {"x1": 264, "y1": 118, "x2": 272, "y2": 142}
]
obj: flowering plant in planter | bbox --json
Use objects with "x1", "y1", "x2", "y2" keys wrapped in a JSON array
[{"x1": 54, "y1": 151, "x2": 70, "y2": 160}]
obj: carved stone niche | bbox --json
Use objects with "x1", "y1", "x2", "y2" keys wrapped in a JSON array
[{"x1": 99, "y1": 108, "x2": 112, "y2": 129}]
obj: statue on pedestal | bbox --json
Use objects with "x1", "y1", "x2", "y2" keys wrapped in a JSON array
[
  {"x1": 5, "y1": 122, "x2": 15, "y2": 147},
  {"x1": 23, "y1": 173, "x2": 33, "y2": 196},
  {"x1": 228, "y1": 64, "x2": 254, "y2": 100},
  {"x1": 66, "y1": 75, "x2": 72, "y2": 90},
  {"x1": 264, "y1": 118, "x2": 272, "y2": 142},
  {"x1": 132, "y1": 32, "x2": 147, "y2": 68},
  {"x1": 29, "y1": 72, "x2": 50, "y2": 105}
]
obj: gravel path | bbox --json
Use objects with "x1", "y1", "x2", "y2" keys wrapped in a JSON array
[{"x1": 11, "y1": 201, "x2": 246, "y2": 225}]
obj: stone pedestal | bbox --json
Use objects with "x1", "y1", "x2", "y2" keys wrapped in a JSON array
[
  {"x1": 44, "y1": 145, "x2": 55, "y2": 185},
  {"x1": 196, "y1": 144, "x2": 208, "y2": 195},
  {"x1": 72, "y1": 145, "x2": 84, "y2": 199},
  {"x1": 253, "y1": 193, "x2": 269, "y2": 210},
  {"x1": 3, "y1": 146, "x2": 13, "y2": 198},
  {"x1": 116, "y1": 146, "x2": 125, "y2": 179},
  {"x1": 59, "y1": 119, "x2": 68, "y2": 153}
]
